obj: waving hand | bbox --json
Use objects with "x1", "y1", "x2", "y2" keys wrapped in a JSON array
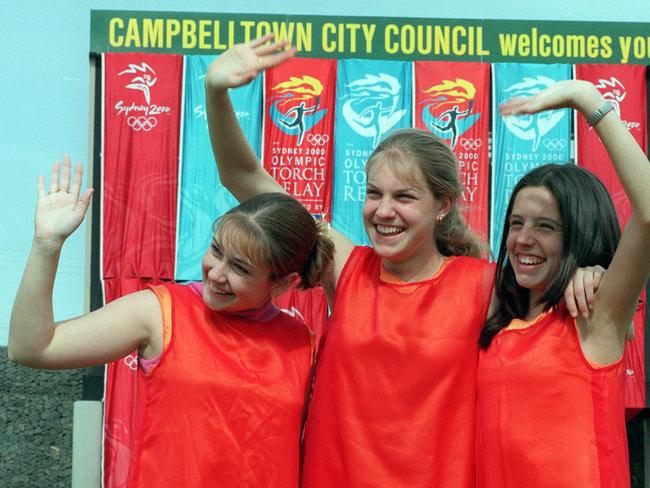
[
  {"x1": 35, "y1": 155, "x2": 93, "y2": 247},
  {"x1": 499, "y1": 79, "x2": 600, "y2": 116},
  {"x1": 205, "y1": 34, "x2": 295, "y2": 93}
]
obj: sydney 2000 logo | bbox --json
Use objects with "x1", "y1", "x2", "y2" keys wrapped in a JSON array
[
  {"x1": 113, "y1": 62, "x2": 172, "y2": 132},
  {"x1": 594, "y1": 76, "x2": 641, "y2": 133}
]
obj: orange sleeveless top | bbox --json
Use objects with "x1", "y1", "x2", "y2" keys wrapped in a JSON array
[
  {"x1": 301, "y1": 247, "x2": 494, "y2": 487},
  {"x1": 476, "y1": 307, "x2": 629, "y2": 488},
  {"x1": 126, "y1": 283, "x2": 314, "y2": 488}
]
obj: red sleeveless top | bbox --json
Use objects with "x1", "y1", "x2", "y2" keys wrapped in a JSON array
[
  {"x1": 301, "y1": 247, "x2": 494, "y2": 487},
  {"x1": 476, "y1": 307, "x2": 629, "y2": 488},
  {"x1": 126, "y1": 283, "x2": 314, "y2": 488}
]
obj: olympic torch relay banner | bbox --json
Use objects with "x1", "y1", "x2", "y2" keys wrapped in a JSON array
[
  {"x1": 332, "y1": 59, "x2": 412, "y2": 244},
  {"x1": 490, "y1": 63, "x2": 571, "y2": 253},
  {"x1": 414, "y1": 61, "x2": 490, "y2": 240},
  {"x1": 176, "y1": 55, "x2": 263, "y2": 281},
  {"x1": 575, "y1": 63, "x2": 648, "y2": 412},
  {"x1": 102, "y1": 52, "x2": 183, "y2": 488},
  {"x1": 263, "y1": 57, "x2": 336, "y2": 217}
]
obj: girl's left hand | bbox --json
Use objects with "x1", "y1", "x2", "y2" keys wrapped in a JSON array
[
  {"x1": 35, "y1": 155, "x2": 93, "y2": 247},
  {"x1": 564, "y1": 265, "x2": 605, "y2": 318},
  {"x1": 499, "y1": 79, "x2": 602, "y2": 116}
]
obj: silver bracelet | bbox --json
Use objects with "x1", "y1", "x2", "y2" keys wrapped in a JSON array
[{"x1": 586, "y1": 101, "x2": 615, "y2": 127}]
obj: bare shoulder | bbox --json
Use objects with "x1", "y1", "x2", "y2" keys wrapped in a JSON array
[
  {"x1": 103, "y1": 288, "x2": 161, "y2": 320},
  {"x1": 576, "y1": 310, "x2": 626, "y2": 366}
]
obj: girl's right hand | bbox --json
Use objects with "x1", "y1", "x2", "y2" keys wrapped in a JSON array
[
  {"x1": 35, "y1": 155, "x2": 93, "y2": 248},
  {"x1": 205, "y1": 33, "x2": 295, "y2": 93}
]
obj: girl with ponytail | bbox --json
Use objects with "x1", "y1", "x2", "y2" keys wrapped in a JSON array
[{"x1": 9, "y1": 159, "x2": 333, "y2": 488}]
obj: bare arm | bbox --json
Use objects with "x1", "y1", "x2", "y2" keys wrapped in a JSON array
[
  {"x1": 324, "y1": 228, "x2": 356, "y2": 298},
  {"x1": 205, "y1": 35, "x2": 356, "y2": 290},
  {"x1": 8, "y1": 157, "x2": 161, "y2": 369},
  {"x1": 205, "y1": 34, "x2": 294, "y2": 201},
  {"x1": 585, "y1": 99, "x2": 650, "y2": 360},
  {"x1": 502, "y1": 80, "x2": 650, "y2": 363}
]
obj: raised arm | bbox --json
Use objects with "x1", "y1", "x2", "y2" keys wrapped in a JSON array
[
  {"x1": 8, "y1": 156, "x2": 161, "y2": 370},
  {"x1": 502, "y1": 80, "x2": 650, "y2": 362},
  {"x1": 205, "y1": 35, "x2": 355, "y2": 294},
  {"x1": 205, "y1": 34, "x2": 294, "y2": 201}
]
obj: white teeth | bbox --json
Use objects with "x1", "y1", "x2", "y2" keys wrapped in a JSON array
[
  {"x1": 209, "y1": 283, "x2": 231, "y2": 295},
  {"x1": 376, "y1": 225, "x2": 403, "y2": 236},
  {"x1": 518, "y1": 255, "x2": 545, "y2": 265}
]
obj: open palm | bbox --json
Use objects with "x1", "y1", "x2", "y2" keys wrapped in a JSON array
[
  {"x1": 205, "y1": 34, "x2": 295, "y2": 92},
  {"x1": 499, "y1": 79, "x2": 598, "y2": 116},
  {"x1": 35, "y1": 155, "x2": 93, "y2": 246}
]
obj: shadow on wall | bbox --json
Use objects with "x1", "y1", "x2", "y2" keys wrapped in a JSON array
[
  {"x1": 629, "y1": 412, "x2": 646, "y2": 488},
  {"x1": 0, "y1": 347, "x2": 82, "y2": 488}
]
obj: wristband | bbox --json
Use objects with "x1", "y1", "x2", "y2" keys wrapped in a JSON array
[{"x1": 586, "y1": 101, "x2": 614, "y2": 127}]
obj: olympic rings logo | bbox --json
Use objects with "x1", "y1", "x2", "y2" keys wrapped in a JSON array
[
  {"x1": 123, "y1": 353, "x2": 138, "y2": 371},
  {"x1": 127, "y1": 116, "x2": 158, "y2": 132},
  {"x1": 542, "y1": 138, "x2": 567, "y2": 151},
  {"x1": 459, "y1": 138, "x2": 482, "y2": 151},
  {"x1": 306, "y1": 134, "x2": 330, "y2": 146}
]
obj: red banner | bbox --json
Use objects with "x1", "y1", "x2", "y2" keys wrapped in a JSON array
[
  {"x1": 414, "y1": 61, "x2": 491, "y2": 241},
  {"x1": 102, "y1": 52, "x2": 183, "y2": 488},
  {"x1": 575, "y1": 63, "x2": 647, "y2": 414},
  {"x1": 102, "y1": 53, "x2": 183, "y2": 280},
  {"x1": 263, "y1": 57, "x2": 336, "y2": 218},
  {"x1": 575, "y1": 64, "x2": 647, "y2": 226}
]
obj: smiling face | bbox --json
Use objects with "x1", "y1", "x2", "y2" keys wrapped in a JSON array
[
  {"x1": 506, "y1": 185, "x2": 564, "y2": 308},
  {"x1": 362, "y1": 159, "x2": 449, "y2": 276},
  {"x1": 201, "y1": 236, "x2": 281, "y2": 313}
]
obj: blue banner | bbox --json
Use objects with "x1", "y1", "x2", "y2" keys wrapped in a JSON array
[
  {"x1": 176, "y1": 55, "x2": 263, "y2": 280},
  {"x1": 331, "y1": 59, "x2": 413, "y2": 245},
  {"x1": 490, "y1": 63, "x2": 572, "y2": 253}
]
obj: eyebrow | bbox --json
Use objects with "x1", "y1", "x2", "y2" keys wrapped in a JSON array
[
  {"x1": 366, "y1": 182, "x2": 421, "y2": 193},
  {"x1": 232, "y1": 256, "x2": 253, "y2": 269},
  {"x1": 510, "y1": 214, "x2": 562, "y2": 226},
  {"x1": 211, "y1": 238, "x2": 255, "y2": 267}
]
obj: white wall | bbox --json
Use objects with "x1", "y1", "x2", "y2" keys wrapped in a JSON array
[{"x1": 2, "y1": 0, "x2": 650, "y2": 345}]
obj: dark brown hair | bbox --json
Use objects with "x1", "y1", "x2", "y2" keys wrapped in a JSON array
[
  {"x1": 479, "y1": 164, "x2": 621, "y2": 348},
  {"x1": 215, "y1": 193, "x2": 334, "y2": 289}
]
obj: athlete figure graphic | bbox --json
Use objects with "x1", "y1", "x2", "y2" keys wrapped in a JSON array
[
  {"x1": 430, "y1": 101, "x2": 474, "y2": 149},
  {"x1": 118, "y1": 63, "x2": 157, "y2": 105},
  {"x1": 278, "y1": 96, "x2": 320, "y2": 146},
  {"x1": 595, "y1": 78, "x2": 626, "y2": 118}
]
